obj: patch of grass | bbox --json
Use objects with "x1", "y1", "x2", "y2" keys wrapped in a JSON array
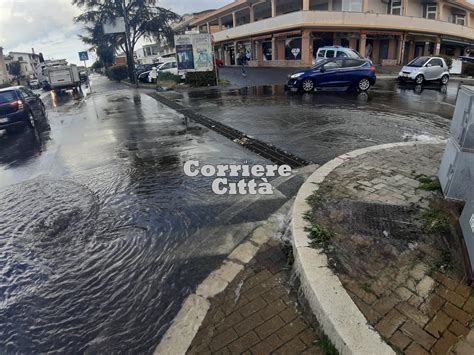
[
  {"x1": 303, "y1": 210, "x2": 315, "y2": 223},
  {"x1": 421, "y1": 209, "x2": 450, "y2": 233},
  {"x1": 416, "y1": 175, "x2": 442, "y2": 192},
  {"x1": 360, "y1": 282, "x2": 373, "y2": 294},
  {"x1": 318, "y1": 334, "x2": 339, "y2": 355},
  {"x1": 305, "y1": 223, "x2": 334, "y2": 248},
  {"x1": 432, "y1": 250, "x2": 453, "y2": 273},
  {"x1": 306, "y1": 192, "x2": 326, "y2": 209},
  {"x1": 218, "y1": 79, "x2": 230, "y2": 85}
]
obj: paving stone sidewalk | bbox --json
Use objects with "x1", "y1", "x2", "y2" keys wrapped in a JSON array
[
  {"x1": 307, "y1": 143, "x2": 474, "y2": 355},
  {"x1": 187, "y1": 239, "x2": 328, "y2": 355}
]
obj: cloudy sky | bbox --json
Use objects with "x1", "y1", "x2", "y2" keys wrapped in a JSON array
[{"x1": 0, "y1": 0, "x2": 232, "y2": 65}]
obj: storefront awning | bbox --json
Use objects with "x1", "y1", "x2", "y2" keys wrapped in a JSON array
[
  {"x1": 441, "y1": 37, "x2": 474, "y2": 47},
  {"x1": 273, "y1": 30, "x2": 302, "y2": 38},
  {"x1": 252, "y1": 34, "x2": 272, "y2": 41}
]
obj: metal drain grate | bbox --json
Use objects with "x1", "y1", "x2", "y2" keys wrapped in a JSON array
[{"x1": 344, "y1": 201, "x2": 419, "y2": 240}]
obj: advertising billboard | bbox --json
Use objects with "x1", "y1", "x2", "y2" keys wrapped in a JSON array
[{"x1": 175, "y1": 33, "x2": 213, "y2": 73}]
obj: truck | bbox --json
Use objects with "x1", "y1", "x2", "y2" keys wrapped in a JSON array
[{"x1": 47, "y1": 64, "x2": 81, "y2": 92}]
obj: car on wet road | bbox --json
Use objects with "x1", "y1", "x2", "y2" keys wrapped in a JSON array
[
  {"x1": 287, "y1": 58, "x2": 376, "y2": 93},
  {"x1": 398, "y1": 56, "x2": 450, "y2": 85},
  {"x1": 0, "y1": 86, "x2": 47, "y2": 133}
]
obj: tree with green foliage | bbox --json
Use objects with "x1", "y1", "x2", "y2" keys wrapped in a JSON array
[
  {"x1": 8, "y1": 61, "x2": 21, "y2": 85},
  {"x1": 72, "y1": 0, "x2": 180, "y2": 81},
  {"x1": 107, "y1": 65, "x2": 128, "y2": 81},
  {"x1": 79, "y1": 22, "x2": 117, "y2": 70},
  {"x1": 91, "y1": 60, "x2": 104, "y2": 70}
]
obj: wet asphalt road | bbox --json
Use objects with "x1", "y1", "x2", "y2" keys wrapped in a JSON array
[
  {"x1": 0, "y1": 74, "x2": 456, "y2": 353},
  {"x1": 0, "y1": 76, "x2": 299, "y2": 353},
  {"x1": 162, "y1": 80, "x2": 456, "y2": 164}
]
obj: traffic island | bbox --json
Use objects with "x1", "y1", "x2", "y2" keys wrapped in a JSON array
[{"x1": 292, "y1": 141, "x2": 474, "y2": 354}]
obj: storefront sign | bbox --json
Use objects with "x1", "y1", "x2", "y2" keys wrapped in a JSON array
[
  {"x1": 291, "y1": 48, "x2": 301, "y2": 58},
  {"x1": 175, "y1": 34, "x2": 213, "y2": 72}
]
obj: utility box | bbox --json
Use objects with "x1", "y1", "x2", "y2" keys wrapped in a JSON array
[
  {"x1": 450, "y1": 86, "x2": 474, "y2": 151},
  {"x1": 460, "y1": 201, "x2": 474, "y2": 272},
  {"x1": 439, "y1": 138, "x2": 474, "y2": 201}
]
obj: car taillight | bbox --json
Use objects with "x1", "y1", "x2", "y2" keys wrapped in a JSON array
[
  {"x1": 370, "y1": 66, "x2": 376, "y2": 73},
  {"x1": 10, "y1": 100, "x2": 24, "y2": 110}
]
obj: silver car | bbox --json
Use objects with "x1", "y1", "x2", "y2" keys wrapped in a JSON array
[{"x1": 398, "y1": 56, "x2": 450, "y2": 85}]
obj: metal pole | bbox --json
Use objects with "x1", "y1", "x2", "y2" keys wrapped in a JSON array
[
  {"x1": 83, "y1": 60, "x2": 92, "y2": 94},
  {"x1": 122, "y1": 0, "x2": 136, "y2": 85}
]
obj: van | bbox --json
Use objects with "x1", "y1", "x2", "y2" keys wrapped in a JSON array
[{"x1": 313, "y1": 46, "x2": 364, "y2": 65}]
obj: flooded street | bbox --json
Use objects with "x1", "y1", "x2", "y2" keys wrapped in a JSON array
[
  {"x1": 162, "y1": 80, "x2": 456, "y2": 164},
  {"x1": 0, "y1": 75, "x2": 456, "y2": 353},
  {"x1": 0, "y1": 76, "x2": 290, "y2": 353}
]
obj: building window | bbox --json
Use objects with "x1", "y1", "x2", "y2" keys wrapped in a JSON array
[
  {"x1": 285, "y1": 38, "x2": 302, "y2": 60},
  {"x1": 423, "y1": 4, "x2": 437, "y2": 20},
  {"x1": 341, "y1": 0, "x2": 362, "y2": 12},
  {"x1": 18, "y1": 56, "x2": 23, "y2": 61},
  {"x1": 388, "y1": 1, "x2": 402, "y2": 15},
  {"x1": 454, "y1": 14, "x2": 466, "y2": 26}
]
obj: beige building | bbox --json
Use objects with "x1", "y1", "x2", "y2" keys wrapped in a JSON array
[
  {"x1": 190, "y1": 0, "x2": 474, "y2": 67},
  {"x1": 0, "y1": 47, "x2": 9, "y2": 85},
  {"x1": 8, "y1": 51, "x2": 41, "y2": 79}
]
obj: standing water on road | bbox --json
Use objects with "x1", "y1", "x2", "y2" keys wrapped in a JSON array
[{"x1": 0, "y1": 77, "x2": 287, "y2": 353}]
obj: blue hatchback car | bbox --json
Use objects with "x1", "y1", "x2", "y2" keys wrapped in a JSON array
[{"x1": 287, "y1": 58, "x2": 376, "y2": 93}]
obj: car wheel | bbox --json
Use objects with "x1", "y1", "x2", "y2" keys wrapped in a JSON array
[
  {"x1": 415, "y1": 74, "x2": 424, "y2": 85},
  {"x1": 357, "y1": 78, "x2": 371, "y2": 92},
  {"x1": 441, "y1": 75, "x2": 449, "y2": 85},
  {"x1": 301, "y1": 78, "x2": 314, "y2": 93}
]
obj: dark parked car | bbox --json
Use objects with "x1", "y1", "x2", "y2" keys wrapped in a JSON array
[
  {"x1": 0, "y1": 86, "x2": 47, "y2": 133},
  {"x1": 138, "y1": 70, "x2": 152, "y2": 83},
  {"x1": 135, "y1": 64, "x2": 153, "y2": 78},
  {"x1": 287, "y1": 58, "x2": 376, "y2": 93}
]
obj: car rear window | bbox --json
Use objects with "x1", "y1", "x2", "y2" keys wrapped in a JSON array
[
  {"x1": 317, "y1": 50, "x2": 326, "y2": 58},
  {"x1": 0, "y1": 91, "x2": 18, "y2": 104},
  {"x1": 343, "y1": 59, "x2": 364, "y2": 68}
]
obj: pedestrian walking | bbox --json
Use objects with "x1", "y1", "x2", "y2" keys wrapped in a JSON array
[{"x1": 238, "y1": 50, "x2": 248, "y2": 77}]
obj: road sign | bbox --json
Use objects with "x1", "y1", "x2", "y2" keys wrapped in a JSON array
[{"x1": 79, "y1": 51, "x2": 89, "y2": 61}]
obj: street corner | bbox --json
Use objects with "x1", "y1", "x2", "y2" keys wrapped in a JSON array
[{"x1": 291, "y1": 141, "x2": 474, "y2": 354}]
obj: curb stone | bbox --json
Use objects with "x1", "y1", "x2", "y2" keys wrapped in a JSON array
[
  {"x1": 154, "y1": 198, "x2": 295, "y2": 355},
  {"x1": 291, "y1": 140, "x2": 446, "y2": 355}
]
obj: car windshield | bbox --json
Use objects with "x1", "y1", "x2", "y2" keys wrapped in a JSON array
[
  {"x1": 407, "y1": 57, "x2": 430, "y2": 67},
  {"x1": 311, "y1": 59, "x2": 331, "y2": 69},
  {"x1": 347, "y1": 49, "x2": 363, "y2": 59},
  {"x1": 0, "y1": 91, "x2": 17, "y2": 104}
]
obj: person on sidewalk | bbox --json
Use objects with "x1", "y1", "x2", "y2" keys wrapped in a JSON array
[{"x1": 238, "y1": 50, "x2": 248, "y2": 77}]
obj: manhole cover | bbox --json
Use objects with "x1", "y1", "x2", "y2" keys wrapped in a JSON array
[{"x1": 327, "y1": 201, "x2": 420, "y2": 241}]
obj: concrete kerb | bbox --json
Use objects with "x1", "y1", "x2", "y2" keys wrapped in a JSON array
[
  {"x1": 291, "y1": 140, "x2": 446, "y2": 355},
  {"x1": 154, "y1": 199, "x2": 294, "y2": 355}
]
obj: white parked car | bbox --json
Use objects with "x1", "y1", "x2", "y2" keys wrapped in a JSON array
[
  {"x1": 398, "y1": 56, "x2": 450, "y2": 85},
  {"x1": 313, "y1": 46, "x2": 364, "y2": 65},
  {"x1": 148, "y1": 61, "x2": 184, "y2": 82}
]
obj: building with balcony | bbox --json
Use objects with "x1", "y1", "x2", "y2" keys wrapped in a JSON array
[
  {"x1": 7, "y1": 51, "x2": 41, "y2": 78},
  {"x1": 190, "y1": 0, "x2": 474, "y2": 67}
]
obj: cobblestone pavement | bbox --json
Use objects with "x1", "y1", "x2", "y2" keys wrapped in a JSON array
[
  {"x1": 187, "y1": 240, "x2": 326, "y2": 355},
  {"x1": 308, "y1": 143, "x2": 474, "y2": 354}
]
